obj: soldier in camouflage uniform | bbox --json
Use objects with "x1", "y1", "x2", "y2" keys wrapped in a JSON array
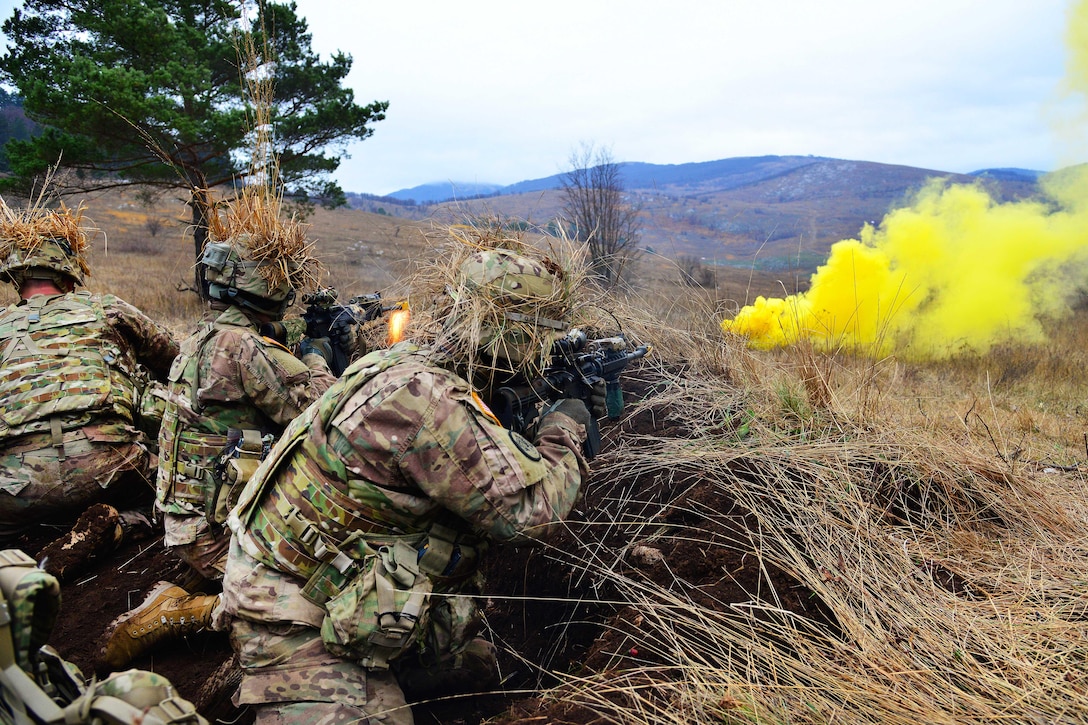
[
  {"x1": 99, "y1": 194, "x2": 337, "y2": 671},
  {"x1": 0, "y1": 205, "x2": 179, "y2": 545},
  {"x1": 213, "y1": 246, "x2": 594, "y2": 724}
]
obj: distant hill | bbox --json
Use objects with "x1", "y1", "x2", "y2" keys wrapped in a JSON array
[
  {"x1": 968, "y1": 167, "x2": 1045, "y2": 182},
  {"x1": 349, "y1": 155, "x2": 1045, "y2": 274},
  {"x1": 0, "y1": 90, "x2": 39, "y2": 173},
  {"x1": 386, "y1": 181, "x2": 505, "y2": 203}
]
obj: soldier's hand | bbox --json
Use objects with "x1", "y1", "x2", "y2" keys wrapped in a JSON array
[
  {"x1": 298, "y1": 336, "x2": 333, "y2": 362},
  {"x1": 544, "y1": 398, "x2": 591, "y2": 430},
  {"x1": 330, "y1": 317, "x2": 357, "y2": 357},
  {"x1": 589, "y1": 379, "x2": 608, "y2": 420}
]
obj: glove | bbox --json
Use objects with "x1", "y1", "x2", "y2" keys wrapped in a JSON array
[
  {"x1": 542, "y1": 398, "x2": 591, "y2": 430},
  {"x1": 329, "y1": 317, "x2": 358, "y2": 357},
  {"x1": 589, "y1": 379, "x2": 608, "y2": 420},
  {"x1": 298, "y1": 336, "x2": 333, "y2": 362}
]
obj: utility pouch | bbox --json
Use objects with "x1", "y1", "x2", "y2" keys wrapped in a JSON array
[
  {"x1": 319, "y1": 539, "x2": 433, "y2": 670},
  {"x1": 209, "y1": 429, "x2": 272, "y2": 525}
]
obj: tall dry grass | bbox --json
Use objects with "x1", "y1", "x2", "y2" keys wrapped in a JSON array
[
  {"x1": 520, "y1": 281, "x2": 1088, "y2": 724},
  {"x1": 0, "y1": 189, "x2": 434, "y2": 333}
]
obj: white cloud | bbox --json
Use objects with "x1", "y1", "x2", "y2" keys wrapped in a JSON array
[
  {"x1": 292, "y1": 0, "x2": 1078, "y2": 194},
  {"x1": 0, "y1": 0, "x2": 1078, "y2": 194}
]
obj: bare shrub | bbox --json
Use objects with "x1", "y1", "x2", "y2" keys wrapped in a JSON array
[{"x1": 677, "y1": 254, "x2": 715, "y2": 287}]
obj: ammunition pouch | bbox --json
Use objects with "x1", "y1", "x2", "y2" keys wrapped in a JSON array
[
  {"x1": 282, "y1": 516, "x2": 481, "y2": 672},
  {"x1": 163, "y1": 429, "x2": 226, "y2": 509},
  {"x1": 209, "y1": 429, "x2": 272, "y2": 526},
  {"x1": 315, "y1": 536, "x2": 433, "y2": 670}
]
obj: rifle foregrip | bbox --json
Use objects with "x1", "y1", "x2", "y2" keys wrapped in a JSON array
[{"x1": 605, "y1": 380, "x2": 624, "y2": 419}]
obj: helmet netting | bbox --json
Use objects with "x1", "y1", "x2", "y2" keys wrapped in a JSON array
[
  {"x1": 0, "y1": 196, "x2": 94, "y2": 286},
  {"x1": 404, "y1": 219, "x2": 594, "y2": 382}
]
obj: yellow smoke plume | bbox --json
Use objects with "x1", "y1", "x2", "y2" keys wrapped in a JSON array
[
  {"x1": 724, "y1": 2, "x2": 1088, "y2": 360},
  {"x1": 723, "y1": 172, "x2": 1088, "y2": 359}
]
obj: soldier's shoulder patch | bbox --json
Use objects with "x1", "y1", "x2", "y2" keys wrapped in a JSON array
[{"x1": 509, "y1": 430, "x2": 541, "y2": 461}]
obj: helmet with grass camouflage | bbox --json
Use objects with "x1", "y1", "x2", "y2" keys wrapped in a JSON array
[
  {"x1": 0, "y1": 237, "x2": 87, "y2": 288},
  {"x1": 202, "y1": 236, "x2": 296, "y2": 319},
  {"x1": 452, "y1": 248, "x2": 570, "y2": 376}
]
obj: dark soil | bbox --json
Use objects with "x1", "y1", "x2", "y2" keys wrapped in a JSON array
[{"x1": 10, "y1": 368, "x2": 831, "y2": 724}]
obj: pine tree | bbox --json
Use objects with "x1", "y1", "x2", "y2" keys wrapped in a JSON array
[{"x1": 0, "y1": 0, "x2": 388, "y2": 296}]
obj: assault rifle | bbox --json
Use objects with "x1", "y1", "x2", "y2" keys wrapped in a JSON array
[
  {"x1": 302, "y1": 288, "x2": 398, "y2": 375},
  {"x1": 490, "y1": 329, "x2": 650, "y2": 459}
]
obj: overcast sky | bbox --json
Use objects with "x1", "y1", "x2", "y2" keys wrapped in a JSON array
[
  {"x1": 0, "y1": 1, "x2": 1080, "y2": 195},
  {"x1": 291, "y1": 0, "x2": 1079, "y2": 196}
]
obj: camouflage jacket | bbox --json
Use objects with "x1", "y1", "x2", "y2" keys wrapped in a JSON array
[
  {"x1": 228, "y1": 343, "x2": 589, "y2": 609},
  {"x1": 0, "y1": 291, "x2": 178, "y2": 445},
  {"x1": 156, "y1": 305, "x2": 335, "y2": 517}
]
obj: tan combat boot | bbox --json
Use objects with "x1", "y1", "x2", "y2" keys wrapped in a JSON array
[{"x1": 99, "y1": 581, "x2": 220, "y2": 669}]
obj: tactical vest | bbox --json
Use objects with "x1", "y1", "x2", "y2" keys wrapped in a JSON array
[
  {"x1": 157, "y1": 323, "x2": 276, "y2": 520},
  {"x1": 0, "y1": 293, "x2": 137, "y2": 442},
  {"x1": 231, "y1": 345, "x2": 482, "y2": 667}
]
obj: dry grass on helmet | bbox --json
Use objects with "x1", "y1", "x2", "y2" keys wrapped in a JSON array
[
  {"x1": 194, "y1": 22, "x2": 324, "y2": 295},
  {"x1": 404, "y1": 218, "x2": 595, "y2": 380},
  {"x1": 204, "y1": 185, "x2": 324, "y2": 293},
  {"x1": 0, "y1": 192, "x2": 95, "y2": 280}
]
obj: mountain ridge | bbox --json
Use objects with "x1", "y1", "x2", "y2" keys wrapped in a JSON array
[
  {"x1": 382, "y1": 155, "x2": 1045, "y2": 204},
  {"x1": 349, "y1": 155, "x2": 1044, "y2": 273}
]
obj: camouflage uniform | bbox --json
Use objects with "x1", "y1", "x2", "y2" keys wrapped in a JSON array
[
  {"x1": 0, "y1": 290, "x2": 178, "y2": 540},
  {"x1": 156, "y1": 304, "x2": 335, "y2": 580},
  {"x1": 215, "y1": 343, "x2": 589, "y2": 724}
]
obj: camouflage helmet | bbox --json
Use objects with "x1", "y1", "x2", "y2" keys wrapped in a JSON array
[
  {"x1": 202, "y1": 237, "x2": 296, "y2": 318},
  {"x1": 450, "y1": 248, "x2": 571, "y2": 378},
  {"x1": 200, "y1": 186, "x2": 323, "y2": 319},
  {"x1": 0, "y1": 236, "x2": 87, "y2": 288}
]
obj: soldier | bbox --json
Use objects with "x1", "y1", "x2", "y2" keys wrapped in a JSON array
[
  {"x1": 99, "y1": 189, "x2": 336, "y2": 670},
  {"x1": 0, "y1": 198, "x2": 178, "y2": 549},
  {"x1": 211, "y1": 238, "x2": 596, "y2": 724}
]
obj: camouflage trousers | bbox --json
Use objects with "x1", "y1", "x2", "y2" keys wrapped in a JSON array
[
  {"x1": 0, "y1": 432, "x2": 153, "y2": 542},
  {"x1": 228, "y1": 619, "x2": 413, "y2": 725},
  {"x1": 163, "y1": 512, "x2": 229, "y2": 581}
]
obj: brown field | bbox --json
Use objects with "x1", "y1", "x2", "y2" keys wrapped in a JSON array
[{"x1": 6, "y1": 189, "x2": 1088, "y2": 724}]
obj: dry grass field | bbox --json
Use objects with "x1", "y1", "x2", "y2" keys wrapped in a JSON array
[{"x1": 6, "y1": 189, "x2": 1088, "y2": 724}]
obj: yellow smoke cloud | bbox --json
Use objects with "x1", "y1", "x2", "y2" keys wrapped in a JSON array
[
  {"x1": 723, "y1": 173, "x2": 1088, "y2": 359},
  {"x1": 724, "y1": 2, "x2": 1088, "y2": 360}
]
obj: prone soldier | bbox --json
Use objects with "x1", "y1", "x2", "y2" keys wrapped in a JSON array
[
  {"x1": 0, "y1": 198, "x2": 178, "y2": 558},
  {"x1": 213, "y1": 236, "x2": 604, "y2": 724}
]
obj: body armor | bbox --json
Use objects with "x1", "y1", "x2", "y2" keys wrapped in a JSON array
[
  {"x1": 230, "y1": 345, "x2": 479, "y2": 669},
  {"x1": 0, "y1": 293, "x2": 137, "y2": 442},
  {"x1": 157, "y1": 322, "x2": 277, "y2": 519}
]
